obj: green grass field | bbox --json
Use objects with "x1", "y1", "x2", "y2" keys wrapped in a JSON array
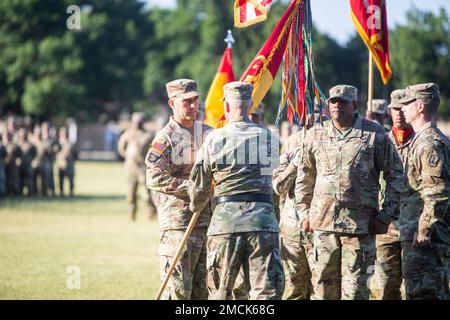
[{"x1": 0, "y1": 161, "x2": 160, "y2": 299}]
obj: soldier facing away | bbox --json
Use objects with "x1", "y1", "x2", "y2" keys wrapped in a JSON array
[
  {"x1": 294, "y1": 84, "x2": 404, "y2": 300},
  {"x1": 398, "y1": 83, "x2": 450, "y2": 299},
  {"x1": 118, "y1": 112, "x2": 157, "y2": 220},
  {"x1": 55, "y1": 126, "x2": 77, "y2": 196},
  {"x1": 369, "y1": 89, "x2": 414, "y2": 300},
  {"x1": 146, "y1": 79, "x2": 213, "y2": 300},
  {"x1": 189, "y1": 81, "x2": 284, "y2": 300}
]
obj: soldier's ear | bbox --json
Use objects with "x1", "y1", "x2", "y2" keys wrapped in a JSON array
[
  {"x1": 224, "y1": 101, "x2": 230, "y2": 114},
  {"x1": 416, "y1": 100, "x2": 426, "y2": 115},
  {"x1": 168, "y1": 98, "x2": 175, "y2": 109}
]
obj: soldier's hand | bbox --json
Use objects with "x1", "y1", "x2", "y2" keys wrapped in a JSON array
[
  {"x1": 291, "y1": 148, "x2": 302, "y2": 167},
  {"x1": 369, "y1": 217, "x2": 389, "y2": 235},
  {"x1": 301, "y1": 218, "x2": 313, "y2": 233},
  {"x1": 412, "y1": 230, "x2": 431, "y2": 248}
]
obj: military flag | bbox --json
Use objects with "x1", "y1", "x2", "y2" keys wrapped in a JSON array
[
  {"x1": 240, "y1": 0, "x2": 299, "y2": 115},
  {"x1": 204, "y1": 47, "x2": 235, "y2": 128},
  {"x1": 234, "y1": 0, "x2": 273, "y2": 28},
  {"x1": 350, "y1": 0, "x2": 392, "y2": 84}
]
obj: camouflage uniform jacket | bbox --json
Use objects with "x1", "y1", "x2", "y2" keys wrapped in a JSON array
[
  {"x1": 118, "y1": 127, "x2": 153, "y2": 173},
  {"x1": 19, "y1": 141, "x2": 37, "y2": 169},
  {"x1": 189, "y1": 117, "x2": 280, "y2": 236},
  {"x1": 146, "y1": 117, "x2": 212, "y2": 231},
  {"x1": 399, "y1": 122, "x2": 450, "y2": 244},
  {"x1": 55, "y1": 140, "x2": 77, "y2": 171},
  {"x1": 273, "y1": 130, "x2": 305, "y2": 241},
  {"x1": 4, "y1": 142, "x2": 22, "y2": 168},
  {"x1": 381, "y1": 130, "x2": 414, "y2": 238},
  {"x1": 295, "y1": 113, "x2": 403, "y2": 235}
]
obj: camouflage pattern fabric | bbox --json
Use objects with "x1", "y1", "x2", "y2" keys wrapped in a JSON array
[
  {"x1": 273, "y1": 129, "x2": 314, "y2": 299},
  {"x1": 312, "y1": 231, "x2": 375, "y2": 300},
  {"x1": 146, "y1": 117, "x2": 212, "y2": 230},
  {"x1": 32, "y1": 138, "x2": 55, "y2": 196},
  {"x1": 370, "y1": 129, "x2": 413, "y2": 300},
  {"x1": 159, "y1": 227, "x2": 208, "y2": 300},
  {"x1": 0, "y1": 143, "x2": 6, "y2": 196},
  {"x1": 281, "y1": 236, "x2": 314, "y2": 300},
  {"x1": 399, "y1": 121, "x2": 450, "y2": 299},
  {"x1": 295, "y1": 113, "x2": 403, "y2": 300},
  {"x1": 146, "y1": 117, "x2": 212, "y2": 300},
  {"x1": 3, "y1": 140, "x2": 22, "y2": 196},
  {"x1": 55, "y1": 139, "x2": 77, "y2": 195},
  {"x1": 18, "y1": 140, "x2": 36, "y2": 196},
  {"x1": 189, "y1": 118, "x2": 280, "y2": 236},
  {"x1": 189, "y1": 116, "x2": 282, "y2": 300},
  {"x1": 118, "y1": 126, "x2": 155, "y2": 215},
  {"x1": 206, "y1": 232, "x2": 284, "y2": 300},
  {"x1": 295, "y1": 113, "x2": 403, "y2": 234}
]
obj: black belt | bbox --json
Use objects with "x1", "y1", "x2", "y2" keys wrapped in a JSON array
[{"x1": 215, "y1": 193, "x2": 272, "y2": 204}]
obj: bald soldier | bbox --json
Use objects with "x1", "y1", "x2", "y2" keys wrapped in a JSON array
[
  {"x1": 146, "y1": 79, "x2": 212, "y2": 300},
  {"x1": 189, "y1": 81, "x2": 284, "y2": 300},
  {"x1": 369, "y1": 89, "x2": 414, "y2": 300},
  {"x1": 295, "y1": 85, "x2": 403, "y2": 300},
  {"x1": 118, "y1": 112, "x2": 156, "y2": 220},
  {"x1": 398, "y1": 83, "x2": 450, "y2": 300}
]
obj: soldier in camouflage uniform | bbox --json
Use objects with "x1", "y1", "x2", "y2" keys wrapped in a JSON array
[
  {"x1": 369, "y1": 89, "x2": 414, "y2": 300},
  {"x1": 2, "y1": 132, "x2": 22, "y2": 196},
  {"x1": 41, "y1": 122, "x2": 58, "y2": 196},
  {"x1": 0, "y1": 138, "x2": 7, "y2": 197},
  {"x1": 55, "y1": 126, "x2": 77, "y2": 196},
  {"x1": 273, "y1": 129, "x2": 314, "y2": 300},
  {"x1": 146, "y1": 79, "x2": 212, "y2": 300},
  {"x1": 17, "y1": 128, "x2": 37, "y2": 196},
  {"x1": 32, "y1": 126, "x2": 54, "y2": 196},
  {"x1": 295, "y1": 85, "x2": 403, "y2": 300},
  {"x1": 398, "y1": 83, "x2": 450, "y2": 300},
  {"x1": 189, "y1": 81, "x2": 284, "y2": 300},
  {"x1": 118, "y1": 112, "x2": 156, "y2": 220}
]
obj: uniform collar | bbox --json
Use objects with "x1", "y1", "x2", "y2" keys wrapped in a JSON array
[
  {"x1": 327, "y1": 113, "x2": 363, "y2": 139},
  {"x1": 227, "y1": 116, "x2": 251, "y2": 124},
  {"x1": 411, "y1": 121, "x2": 436, "y2": 145}
]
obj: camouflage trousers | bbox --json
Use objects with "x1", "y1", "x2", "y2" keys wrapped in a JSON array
[
  {"x1": 401, "y1": 241, "x2": 450, "y2": 300},
  {"x1": 127, "y1": 173, "x2": 157, "y2": 218},
  {"x1": 207, "y1": 232, "x2": 284, "y2": 300},
  {"x1": 312, "y1": 231, "x2": 375, "y2": 300},
  {"x1": 58, "y1": 167, "x2": 74, "y2": 196},
  {"x1": 158, "y1": 227, "x2": 208, "y2": 300},
  {"x1": 5, "y1": 165, "x2": 20, "y2": 196},
  {"x1": 368, "y1": 234, "x2": 403, "y2": 300},
  {"x1": 19, "y1": 165, "x2": 35, "y2": 196},
  {"x1": 280, "y1": 235, "x2": 314, "y2": 300},
  {"x1": 34, "y1": 165, "x2": 53, "y2": 196}
]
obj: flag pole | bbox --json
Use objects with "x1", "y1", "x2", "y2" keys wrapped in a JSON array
[{"x1": 368, "y1": 51, "x2": 374, "y2": 113}]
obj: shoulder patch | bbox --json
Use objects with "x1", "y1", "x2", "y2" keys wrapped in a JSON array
[
  {"x1": 151, "y1": 142, "x2": 167, "y2": 155},
  {"x1": 428, "y1": 153, "x2": 439, "y2": 167}
]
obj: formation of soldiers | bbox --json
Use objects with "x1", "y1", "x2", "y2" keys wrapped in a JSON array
[
  {"x1": 0, "y1": 119, "x2": 77, "y2": 198},
  {"x1": 144, "y1": 78, "x2": 449, "y2": 300}
]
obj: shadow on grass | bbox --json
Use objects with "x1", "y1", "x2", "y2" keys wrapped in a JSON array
[{"x1": 0, "y1": 194, "x2": 124, "y2": 205}]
